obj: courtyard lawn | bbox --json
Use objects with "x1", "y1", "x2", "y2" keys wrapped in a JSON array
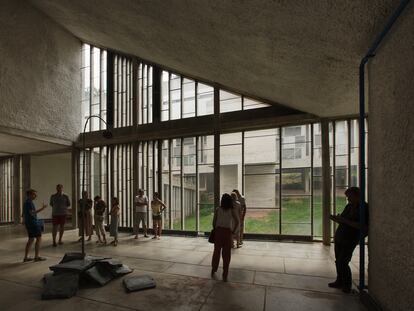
[{"x1": 175, "y1": 196, "x2": 348, "y2": 236}]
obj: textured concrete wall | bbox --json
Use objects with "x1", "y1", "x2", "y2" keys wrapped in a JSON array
[
  {"x1": 0, "y1": 0, "x2": 81, "y2": 141},
  {"x1": 368, "y1": 3, "x2": 414, "y2": 311}
]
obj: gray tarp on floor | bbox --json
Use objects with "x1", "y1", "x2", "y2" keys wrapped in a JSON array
[
  {"x1": 123, "y1": 275, "x2": 156, "y2": 292},
  {"x1": 42, "y1": 272, "x2": 79, "y2": 299}
]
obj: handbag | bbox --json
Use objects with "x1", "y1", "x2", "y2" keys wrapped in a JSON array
[{"x1": 208, "y1": 228, "x2": 215, "y2": 244}]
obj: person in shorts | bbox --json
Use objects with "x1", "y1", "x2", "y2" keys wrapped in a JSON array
[
  {"x1": 134, "y1": 189, "x2": 148, "y2": 239},
  {"x1": 23, "y1": 189, "x2": 48, "y2": 262},
  {"x1": 50, "y1": 184, "x2": 71, "y2": 247},
  {"x1": 151, "y1": 192, "x2": 167, "y2": 240}
]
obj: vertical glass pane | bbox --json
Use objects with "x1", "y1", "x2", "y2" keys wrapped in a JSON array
[
  {"x1": 220, "y1": 133, "x2": 242, "y2": 195},
  {"x1": 350, "y1": 119, "x2": 359, "y2": 187},
  {"x1": 244, "y1": 129, "x2": 280, "y2": 234},
  {"x1": 220, "y1": 90, "x2": 242, "y2": 113},
  {"x1": 243, "y1": 98, "x2": 270, "y2": 110},
  {"x1": 161, "y1": 71, "x2": 169, "y2": 121},
  {"x1": 335, "y1": 121, "x2": 349, "y2": 213},
  {"x1": 312, "y1": 123, "x2": 323, "y2": 237},
  {"x1": 182, "y1": 79, "x2": 195, "y2": 118},
  {"x1": 100, "y1": 51, "x2": 107, "y2": 129},
  {"x1": 161, "y1": 140, "x2": 171, "y2": 229},
  {"x1": 81, "y1": 44, "x2": 90, "y2": 132},
  {"x1": 197, "y1": 83, "x2": 214, "y2": 116},
  {"x1": 91, "y1": 47, "x2": 100, "y2": 131},
  {"x1": 281, "y1": 124, "x2": 312, "y2": 235},
  {"x1": 171, "y1": 138, "x2": 182, "y2": 229},
  {"x1": 143, "y1": 65, "x2": 148, "y2": 124},
  {"x1": 198, "y1": 136, "x2": 215, "y2": 232},
  {"x1": 183, "y1": 137, "x2": 196, "y2": 230},
  {"x1": 170, "y1": 74, "x2": 181, "y2": 120},
  {"x1": 148, "y1": 66, "x2": 153, "y2": 123},
  {"x1": 138, "y1": 63, "x2": 143, "y2": 125},
  {"x1": 148, "y1": 142, "x2": 154, "y2": 228}
]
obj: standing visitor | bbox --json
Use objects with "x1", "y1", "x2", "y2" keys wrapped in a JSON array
[
  {"x1": 211, "y1": 193, "x2": 239, "y2": 282},
  {"x1": 134, "y1": 189, "x2": 149, "y2": 239},
  {"x1": 50, "y1": 184, "x2": 71, "y2": 247},
  {"x1": 109, "y1": 197, "x2": 120, "y2": 246},
  {"x1": 151, "y1": 192, "x2": 167, "y2": 240},
  {"x1": 329, "y1": 187, "x2": 369, "y2": 293},
  {"x1": 23, "y1": 189, "x2": 48, "y2": 262},
  {"x1": 233, "y1": 189, "x2": 246, "y2": 245},
  {"x1": 93, "y1": 195, "x2": 107, "y2": 244},
  {"x1": 78, "y1": 190, "x2": 93, "y2": 242}
]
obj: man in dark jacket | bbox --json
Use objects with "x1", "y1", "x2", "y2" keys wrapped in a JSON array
[{"x1": 329, "y1": 187, "x2": 369, "y2": 293}]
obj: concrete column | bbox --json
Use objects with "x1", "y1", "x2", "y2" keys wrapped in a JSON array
[
  {"x1": 12, "y1": 155, "x2": 21, "y2": 224},
  {"x1": 321, "y1": 120, "x2": 331, "y2": 245},
  {"x1": 152, "y1": 66, "x2": 161, "y2": 124}
]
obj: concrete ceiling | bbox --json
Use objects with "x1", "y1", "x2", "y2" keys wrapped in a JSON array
[
  {"x1": 0, "y1": 132, "x2": 71, "y2": 155},
  {"x1": 30, "y1": 0, "x2": 399, "y2": 117}
]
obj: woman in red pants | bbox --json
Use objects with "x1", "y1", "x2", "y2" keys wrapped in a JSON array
[{"x1": 211, "y1": 193, "x2": 240, "y2": 282}]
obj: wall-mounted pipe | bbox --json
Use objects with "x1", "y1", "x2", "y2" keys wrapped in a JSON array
[{"x1": 358, "y1": 0, "x2": 411, "y2": 291}]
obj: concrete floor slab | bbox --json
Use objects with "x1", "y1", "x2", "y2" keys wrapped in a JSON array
[
  {"x1": 78, "y1": 269, "x2": 215, "y2": 311},
  {"x1": 265, "y1": 286, "x2": 366, "y2": 311},
  {"x1": 200, "y1": 282, "x2": 265, "y2": 311},
  {"x1": 0, "y1": 226, "x2": 366, "y2": 310}
]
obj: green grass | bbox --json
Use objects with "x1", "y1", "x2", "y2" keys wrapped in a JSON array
[{"x1": 173, "y1": 196, "x2": 348, "y2": 237}]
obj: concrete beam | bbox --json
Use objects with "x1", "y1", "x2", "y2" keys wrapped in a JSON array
[{"x1": 77, "y1": 108, "x2": 318, "y2": 148}]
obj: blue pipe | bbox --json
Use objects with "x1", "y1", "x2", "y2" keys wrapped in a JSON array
[{"x1": 358, "y1": 0, "x2": 411, "y2": 291}]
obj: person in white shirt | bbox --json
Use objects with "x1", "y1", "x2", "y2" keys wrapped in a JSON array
[
  {"x1": 133, "y1": 189, "x2": 148, "y2": 239},
  {"x1": 211, "y1": 193, "x2": 239, "y2": 282}
]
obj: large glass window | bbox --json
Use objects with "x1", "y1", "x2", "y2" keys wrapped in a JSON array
[
  {"x1": 81, "y1": 44, "x2": 107, "y2": 132},
  {"x1": 220, "y1": 133, "x2": 243, "y2": 194},
  {"x1": 114, "y1": 56, "x2": 133, "y2": 128},
  {"x1": 244, "y1": 129, "x2": 280, "y2": 234},
  {"x1": 198, "y1": 136, "x2": 215, "y2": 232},
  {"x1": 330, "y1": 119, "x2": 368, "y2": 236},
  {"x1": 77, "y1": 115, "x2": 366, "y2": 239},
  {"x1": 281, "y1": 125, "x2": 312, "y2": 236}
]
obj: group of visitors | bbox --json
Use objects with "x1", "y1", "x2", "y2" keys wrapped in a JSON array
[
  {"x1": 22, "y1": 182, "x2": 367, "y2": 293},
  {"x1": 23, "y1": 184, "x2": 72, "y2": 262},
  {"x1": 132, "y1": 189, "x2": 167, "y2": 240},
  {"x1": 22, "y1": 185, "x2": 168, "y2": 261},
  {"x1": 77, "y1": 193, "x2": 119, "y2": 246},
  {"x1": 76, "y1": 188, "x2": 168, "y2": 246}
]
